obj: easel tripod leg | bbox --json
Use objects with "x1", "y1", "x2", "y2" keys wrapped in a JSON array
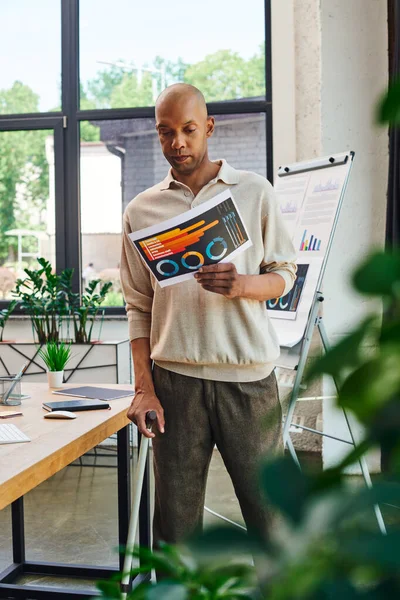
[{"x1": 282, "y1": 293, "x2": 323, "y2": 448}]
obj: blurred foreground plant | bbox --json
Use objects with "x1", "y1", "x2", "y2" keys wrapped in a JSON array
[{"x1": 96, "y1": 250, "x2": 400, "y2": 599}]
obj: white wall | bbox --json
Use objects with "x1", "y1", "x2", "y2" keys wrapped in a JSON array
[
  {"x1": 320, "y1": 0, "x2": 388, "y2": 472},
  {"x1": 271, "y1": 0, "x2": 297, "y2": 174}
]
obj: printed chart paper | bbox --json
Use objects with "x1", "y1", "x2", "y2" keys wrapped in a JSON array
[
  {"x1": 129, "y1": 190, "x2": 252, "y2": 287},
  {"x1": 270, "y1": 256, "x2": 323, "y2": 347},
  {"x1": 267, "y1": 264, "x2": 309, "y2": 320}
]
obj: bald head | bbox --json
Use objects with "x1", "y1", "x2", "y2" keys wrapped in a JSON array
[
  {"x1": 155, "y1": 83, "x2": 215, "y2": 177},
  {"x1": 155, "y1": 83, "x2": 207, "y2": 120}
]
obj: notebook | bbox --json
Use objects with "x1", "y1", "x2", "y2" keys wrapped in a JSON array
[
  {"x1": 42, "y1": 399, "x2": 110, "y2": 412},
  {"x1": 52, "y1": 386, "x2": 133, "y2": 401}
]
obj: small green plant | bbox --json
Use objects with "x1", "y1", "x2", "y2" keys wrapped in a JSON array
[
  {"x1": 38, "y1": 342, "x2": 72, "y2": 372},
  {"x1": 0, "y1": 300, "x2": 17, "y2": 342}
]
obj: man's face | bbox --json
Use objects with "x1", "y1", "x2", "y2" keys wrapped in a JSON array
[{"x1": 155, "y1": 95, "x2": 214, "y2": 176}]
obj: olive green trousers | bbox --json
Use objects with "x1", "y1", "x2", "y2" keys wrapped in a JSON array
[{"x1": 152, "y1": 364, "x2": 283, "y2": 547}]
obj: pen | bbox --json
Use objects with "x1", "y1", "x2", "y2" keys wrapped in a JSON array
[{"x1": 2, "y1": 361, "x2": 30, "y2": 405}]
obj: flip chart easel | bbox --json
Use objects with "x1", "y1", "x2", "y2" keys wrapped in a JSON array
[{"x1": 272, "y1": 151, "x2": 386, "y2": 535}]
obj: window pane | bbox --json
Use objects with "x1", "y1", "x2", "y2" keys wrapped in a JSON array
[
  {"x1": 80, "y1": 113, "x2": 265, "y2": 306},
  {"x1": 0, "y1": 130, "x2": 55, "y2": 301},
  {"x1": 0, "y1": 1, "x2": 61, "y2": 114},
  {"x1": 80, "y1": 0, "x2": 265, "y2": 108}
]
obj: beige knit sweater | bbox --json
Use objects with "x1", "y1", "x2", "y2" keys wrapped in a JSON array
[{"x1": 120, "y1": 160, "x2": 297, "y2": 382}]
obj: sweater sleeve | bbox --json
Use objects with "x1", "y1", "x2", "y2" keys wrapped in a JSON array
[
  {"x1": 120, "y1": 211, "x2": 154, "y2": 341},
  {"x1": 260, "y1": 181, "x2": 297, "y2": 297}
]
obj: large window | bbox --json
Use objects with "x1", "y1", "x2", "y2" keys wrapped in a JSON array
[
  {"x1": 79, "y1": 0, "x2": 265, "y2": 107},
  {"x1": 0, "y1": 0, "x2": 272, "y2": 313},
  {"x1": 0, "y1": 1, "x2": 61, "y2": 114},
  {"x1": 0, "y1": 130, "x2": 56, "y2": 300}
]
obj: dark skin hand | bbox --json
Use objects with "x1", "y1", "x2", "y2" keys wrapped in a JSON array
[
  {"x1": 194, "y1": 262, "x2": 244, "y2": 298},
  {"x1": 127, "y1": 389, "x2": 164, "y2": 439},
  {"x1": 195, "y1": 263, "x2": 286, "y2": 301},
  {"x1": 126, "y1": 338, "x2": 165, "y2": 439}
]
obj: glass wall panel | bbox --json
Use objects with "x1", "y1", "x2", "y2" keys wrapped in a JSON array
[
  {"x1": 80, "y1": 0, "x2": 265, "y2": 108},
  {"x1": 0, "y1": 130, "x2": 55, "y2": 300},
  {"x1": 0, "y1": 1, "x2": 61, "y2": 114},
  {"x1": 80, "y1": 112, "x2": 266, "y2": 306}
]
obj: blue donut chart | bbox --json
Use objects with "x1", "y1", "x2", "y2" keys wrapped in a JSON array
[
  {"x1": 156, "y1": 259, "x2": 179, "y2": 277},
  {"x1": 206, "y1": 237, "x2": 228, "y2": 260}
]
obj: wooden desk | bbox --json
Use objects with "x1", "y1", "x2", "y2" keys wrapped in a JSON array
[{"x1": 0, "y1": 383, "x2": 150, "y2": 599}]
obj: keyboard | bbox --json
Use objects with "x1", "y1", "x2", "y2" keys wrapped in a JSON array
[{"x1": 0, "y1": 423, "x2": 31, "y2": 444}]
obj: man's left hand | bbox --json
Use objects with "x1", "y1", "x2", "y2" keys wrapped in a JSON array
[{"x1": 194, "y1": 263, "x2": 244, "y2": 299}]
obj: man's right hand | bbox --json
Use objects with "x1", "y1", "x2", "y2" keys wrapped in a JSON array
[{"x1": 127, "y1": 390, "x2": 165, "y2": 439}]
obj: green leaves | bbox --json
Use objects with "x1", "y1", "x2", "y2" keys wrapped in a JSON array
[
  {"x1": 341, "y1": 532, "x2": 400, "y2": 572},
  {"x1": 376, "y1": 76, "x2": 400, "y2": 125},
  {"x1": 306, "y1": 318, "x2": 375, "y2": 383},
  {"x1": 146, "y1": 583, "x2": 188, "y2": 600},
  {"x1": 260, "y1": 457, "x2": 308, "y2": 525},
  {"x1": 0, "y1": 299, "x2": 17, "y2": 341},
  {"x1": 352, "y1": 251, "x2": 400, "y2": 298},
  {"x1": 13, "y1": 257, "x2": 113, "y2": 344},
  {"x1": 38, "y1": 341, "x2": 72, "y2": 372},
  {"x1": 338, "y1": 349, "x2": 400, "y2": 423}
]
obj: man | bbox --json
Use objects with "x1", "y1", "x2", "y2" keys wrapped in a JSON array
[{"x1": 120, "y1": 84, "x2": 297, "y2": 545}]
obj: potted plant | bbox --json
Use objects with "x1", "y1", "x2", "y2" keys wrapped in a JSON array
[
  {"x1": 67, "y1": 279, "x2": 112, "y2": 344},
  {"x1": 14, "y1": 258, "x2": 72, "y2": 344},
  {"x1": 14, "y1": 257, "x2": 112, "y2": 345},
  {"x1": 38, "y1": 342, "x2": 72, "y2": 388},
  {"x1": 0, "y1": 300, "x2": 17, "y2": 342}
]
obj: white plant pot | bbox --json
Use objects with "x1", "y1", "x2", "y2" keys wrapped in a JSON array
[{"x1": 47, "y1": 371, "x2": 64, "y2": 389}]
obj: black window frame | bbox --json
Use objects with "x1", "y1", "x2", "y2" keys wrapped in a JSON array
[{"x1": 0, "y1": 0, "x2": 273, "y2": 315}]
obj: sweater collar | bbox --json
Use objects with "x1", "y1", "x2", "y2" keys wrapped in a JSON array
[{"x1": 159, "y1": 159, "x2": 240, "y2": 191}]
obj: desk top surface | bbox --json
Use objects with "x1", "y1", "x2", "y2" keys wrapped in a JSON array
[{"x1": 0, "y1": 383, "x2": 134, "y2": 510}]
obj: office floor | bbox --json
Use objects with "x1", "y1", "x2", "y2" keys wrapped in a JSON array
[
  {"x1": 0, "y1": 447, "x2": 266, "y2": 593},
  {"x1": 2, "y1": 444, "x2": 399, "y2": 596}
]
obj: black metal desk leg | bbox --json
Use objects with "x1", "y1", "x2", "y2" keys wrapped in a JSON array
[
  {"x1": 117, "y1": 425, "x2": 131, "y2": 573},
  {"x1": 11, "y1": 497, "x2": 25, "y2": 564}
]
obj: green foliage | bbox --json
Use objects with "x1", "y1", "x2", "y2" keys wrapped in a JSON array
[
  {"x1": 14, "y1": 257, "x2": 71, "y2": 344},
  {"x1": 38, "y1": 341, "x2": 72, "y2": 372},
  {"x1": 79, "y1": 46, "x2": 265, "y2": 111},
  {"x1": 80, "y1": 87, "x2": 101, "y2": 142},
  {"x1": 102, "y1": 290, "x2": 124, "y2": 307},
  {"x1": 67, "y1": 278, "x2": 112, "y2": 344},
  {"x1": 306, "y1": 251, "x2": 400, "y2": 429},
  {"x1": 86, "y1": 64, "x2": 125, "y2": 109},
  {"x1": 184, "y1": 47, "x2": 265, "y2": 102},
  {"x1": 0, "y1": 300, "x2": 17, "y2": 341},
  {"x1": 376, "y1": 76, "x2": 400, "y2": 125},
  {"x1": 14, "y1": 257, "x2": 111, "y2": 344},
  {"x1": 96, "y1": 542, "x2": 256, "y2": 599},
  {"x1": 110, "y1": 71, "x2": 154, "y2": 109},
  {"x1": 0, "y1": 82, "x2": 49, "y2": 264}
]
